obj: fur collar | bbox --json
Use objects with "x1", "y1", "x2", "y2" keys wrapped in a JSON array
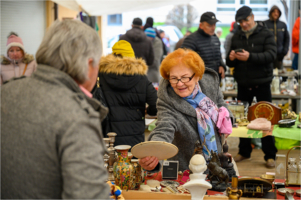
[
  {"x1": 1, "y1": 54, "x2": 35, "y2": 65},
  {"x1": 99, "y1": 54, "x2": 148, "y2": 75}
]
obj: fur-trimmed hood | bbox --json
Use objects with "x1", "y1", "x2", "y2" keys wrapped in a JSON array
[
  {"x1": 98, "y1": 54, "x2": 149, "y2": 91},
  {"x1": 1, "y1": 54, "x2": 35, "y2": 65},
  {"x1": 99, "y1": 54, "x2": 148, "y2": 75}
]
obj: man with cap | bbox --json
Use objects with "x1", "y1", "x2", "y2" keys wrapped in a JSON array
[
  {"x1": 226, "y1": 6, "x2": 277, "y2": 168},
  {"x1": 182, "y1": 12, "x2": 226, "y2": 80},
  {"x1": 145, "y1": 27, "x2": 163, "y2": 83},
  {"x1": 119, "y1": 17, "x2": 154, "y2": 66},
  {"x1": 264, "y1": 5, "x2": 290, "y2": 70}
]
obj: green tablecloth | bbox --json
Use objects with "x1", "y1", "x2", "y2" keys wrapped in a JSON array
[
  {"x1": 148, "y1": 119, "x2": 300, "y2": 140},
  {"x1": 273, "y1": 120, "x2": 301, "y2": 141},
  {"x1": 147, "y1": 117, "x2": 301, "y2": 149}
]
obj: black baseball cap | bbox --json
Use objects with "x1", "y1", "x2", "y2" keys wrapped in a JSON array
[
  {"x1": 132, "y1": 17, "x2": 142, "y2": 26},
  {"x1": 235, "y1": 6, "x2": 253, "y2": 21},
  {"x1": 200, "y1": 12, "x2": 220, "y2": 25}
]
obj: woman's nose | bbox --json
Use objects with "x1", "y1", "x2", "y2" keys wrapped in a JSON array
[{"x1": 177, "y1": 81, "x2": 184, "y2": 86}]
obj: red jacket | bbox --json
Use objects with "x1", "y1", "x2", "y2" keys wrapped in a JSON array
[{"x1": 292, "y1": 17, "x2": 300, "y2": 54}]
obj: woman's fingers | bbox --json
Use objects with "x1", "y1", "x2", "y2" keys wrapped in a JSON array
[{"x1": 138, "y1": 156, "x2": 159, "y2": 171}]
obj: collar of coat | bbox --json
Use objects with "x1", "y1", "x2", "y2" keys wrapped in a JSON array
[
  {"x1": 1, "y1": 54, "x2": 35, "y2": 65},
  {"x1": 99, "y1": 54, "x2": 148, "y2": 75},
  {"x1": 197, "y1": 28, "x2": 216, "y2": 38},
  {"x1": 157, "y1": 68, "x2": 219, "y2": 118},
  {"x1": 237, "y1": 21, "x2": 266, "y2": 37}
]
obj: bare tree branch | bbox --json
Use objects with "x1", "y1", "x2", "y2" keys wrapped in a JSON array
[
  {"x1": 279, "y1": 0, "x2": 288, "y2": 21},
  {"x1": 166, "y1": 4, "x2": 199, "y2": 31}
]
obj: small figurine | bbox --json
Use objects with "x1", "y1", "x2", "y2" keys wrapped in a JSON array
[
  {"x1": 107, "y1": 181, "x2": 125, "y2": 200},
  {"x1": 193, "y1": 140, "x2": 204, "y2": 155},
  {"x1": 282, "y1": 109, "x2": 297, "y2": 120},
  {"x1": 207, "y1": 150, "x2": 229, "y2": 190},
  {"x1": 183, "y1": 154, "x2": 212, "y2": 200},
  {"x1": 218, "y1": 141, "x2": 236, "y2": 181}
]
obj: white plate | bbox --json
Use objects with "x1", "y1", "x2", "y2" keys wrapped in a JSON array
[{"x1": 131, "y1": 141, "x2": 178, "y2": 160}]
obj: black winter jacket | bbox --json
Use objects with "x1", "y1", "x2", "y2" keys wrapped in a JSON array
[
  {"x1": 226, "y1": 21, "x2": 277, "y2": 87},
  {"x1": 119, "y1": 27, "x2": 154, "y2": 66},
  {"x1": 95, "y1": 55, "x2": 157, "y2": 148},
  {"x1": 181, "y1": 28, "x2": 226, "y2": 74},
  {"x1": 264, "y1": 6, "x2": 289, "y2": 61}
]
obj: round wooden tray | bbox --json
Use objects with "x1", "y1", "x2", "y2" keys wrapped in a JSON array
[{"x1": 131, "y1": 141, "x2": 178, "y2": 160}]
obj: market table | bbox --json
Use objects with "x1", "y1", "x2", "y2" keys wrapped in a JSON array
[
  {"x1": 223, "y1": 90, "x2": 301, "y2": 112},
  {"x1": 123, "y1": 172, "x2": 301, "y2": 199},
  {"x1": 230, "y1": 120, "x2": 301, "y2": 149},
  {"x1": 147, "y1": 119, "x2": 301, "y2": 149}
]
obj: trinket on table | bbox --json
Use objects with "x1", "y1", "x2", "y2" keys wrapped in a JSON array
[
  {"x1": 113, "y1": 145, "x2": 134, "y2": 190},
  {"x1": 286, "y1": 146, "x2": 301, "y2": 186}
]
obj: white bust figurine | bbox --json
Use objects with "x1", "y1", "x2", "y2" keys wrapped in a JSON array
[{"x1": 183, "y1": 154, "x2": 212, "y2": 200}]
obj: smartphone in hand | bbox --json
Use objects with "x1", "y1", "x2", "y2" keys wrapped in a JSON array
[{"x1": 234, "y1": 48, "x2": 243, "y2": 53}]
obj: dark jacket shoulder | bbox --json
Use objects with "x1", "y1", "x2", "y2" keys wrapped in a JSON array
[{"x1": 96, "y1": 55, "x2": 157, "y2": 148}]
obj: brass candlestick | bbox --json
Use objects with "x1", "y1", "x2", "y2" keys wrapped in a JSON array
[
  {"x1": 226, "y1": 176, "x2": 243, "y2": 199},
  {"x1": 107, "y1": 132, "x2": 117, "y2": 182}
]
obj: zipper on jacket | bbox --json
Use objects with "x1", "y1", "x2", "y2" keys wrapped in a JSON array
[{"x1": 274, "y1": 21, "x2": 277, "y2": 42}]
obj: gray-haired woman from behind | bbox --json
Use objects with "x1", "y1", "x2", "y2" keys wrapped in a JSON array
[{"x1": 1, "y1": 20, "x2": 110, "y2": 199}]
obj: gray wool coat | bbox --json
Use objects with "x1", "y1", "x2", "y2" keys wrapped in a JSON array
[
  {"x1": 1, "y1": 65, "x2": 110, "y2": 199},
  {"x1": 148, "y1": 68, "x2": 233, "y2": 171},
  {"x1": 147, "y1": 36, "x2": 163, "y2": 83}
]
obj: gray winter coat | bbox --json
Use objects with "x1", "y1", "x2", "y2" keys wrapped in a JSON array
[
  {"x1": 148, "y1": 68, "x2": 233, "y2": 171},
  {"x1": 1, "y1": 65, "x2": 110, "y2": 199},
  {"x1": 147, "y1": 36, "x2": 163, "y2": 82}
]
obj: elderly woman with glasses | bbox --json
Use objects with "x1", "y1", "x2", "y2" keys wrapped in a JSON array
[{"x1": 139, "y1": 48, "x2": 233, "y2": 172}]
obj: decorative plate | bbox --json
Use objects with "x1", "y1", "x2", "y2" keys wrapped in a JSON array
[
  {"x1": 278, "y1": 188, "x2": 295, "y2": 196},
  {"x1": 131, "y1": 141, "x2": 178, "y2": 160}
]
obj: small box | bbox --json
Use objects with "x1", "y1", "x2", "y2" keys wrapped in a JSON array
[{"x1": 162, "y1": 160, "x2": 178, "y2": 179}]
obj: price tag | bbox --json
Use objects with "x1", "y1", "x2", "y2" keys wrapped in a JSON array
[{"x1": 163, "y1": 161, "x2": 169, "y2": 166}]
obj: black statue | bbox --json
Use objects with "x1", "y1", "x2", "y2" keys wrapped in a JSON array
[
  {"x1": 218, "y1": 141, "x2": 236, "y2": 181},
  {"x1": 207, "y1": 150, "x2": 229, "y2": 187}
]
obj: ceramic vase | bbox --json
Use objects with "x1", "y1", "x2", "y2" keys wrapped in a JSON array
[
  {"x1": 128, "y1": 153, "x2": 136, "y2": 190},
  {"x1": 131, "y1": 159, "x2": 143, "y2": 190},
  {"x1": 113, "y1": 145, "x2": 134, "y2": 190}
]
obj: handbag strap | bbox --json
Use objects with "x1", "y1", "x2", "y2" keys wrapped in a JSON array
[{"x1": 22, "y1": 64, "x2": 28, "y2": 76}]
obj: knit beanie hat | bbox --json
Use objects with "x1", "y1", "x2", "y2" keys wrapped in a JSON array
[
  {"x1": 112, "y1": 40, "x2": 135, "y2": 58},
  {"x1": 145, "y1": 28, "x2": 156, "y2": 39},
  {"x1": 6, "y1": 32, "x2": 25, "y2": 54}
]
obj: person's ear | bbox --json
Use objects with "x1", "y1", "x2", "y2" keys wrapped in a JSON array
[
  {"x1": 199, "y1": 23, "x2": 202, "y2": 29},
  {"x1": 88, "y1": 58, "x2": 94, "y2": 69}
]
